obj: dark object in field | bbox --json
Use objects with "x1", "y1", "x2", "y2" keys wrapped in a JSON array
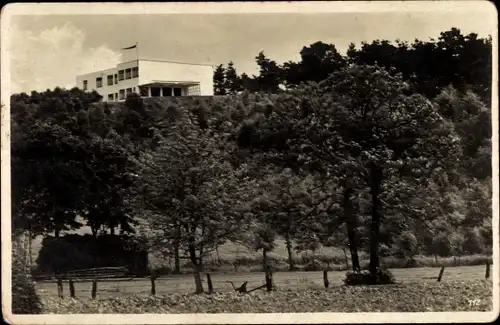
[
  {"x1": 228, "y1": 281, "x2": 267, "y2": 294},
  {"x1": 265, "y1": 269, "x2": 274, "y2": 292},
  {"x1": 69, "y1": 279, "x2": 76, "y2": 298},
  {"x1": 485, "y1": 262, "x2": 490, "y2": 279},
  {"x1": 437, "y1": 266, "x2": 445, "y2": 282},
  {"x1": 150, "y1": 274, "x2": 156, "y2": 295},
  {"x1": 91, "y1": 280, "x2": 97, "y2": 299},
  {"x1": 343, "y1": 268, "x2": 395, "y2": 285},
  {"x1": 246, "y1": 283, "x2": 267, "y2": 293},
  {"x1": 206, "y1": 273, "x2": 214, "y2": 294},
  {"x1": 227, "y1": 281, "x2": 248, "y2": 293},
  {"x1": 57, "y1": 278, "x2": 63, "y2": 298},
  {"x1": 323, "y1": 270, "x2": 329, "y2": 288}
]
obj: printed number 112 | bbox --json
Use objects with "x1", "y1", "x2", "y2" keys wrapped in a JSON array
[{"x1": 468, "y1": 299, "x2": 481, "y2": 306}]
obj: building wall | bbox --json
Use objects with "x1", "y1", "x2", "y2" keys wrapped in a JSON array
[
  {"x1": 115, "y1": 60, "x2": 141, "y2": 95},
  {"x1": 76, "y1": 59, "x2": 214, "y2": 101},
  {"x1": 76, "y1": 61, "x2": 141, "y2": 101},
  {"x1": 138, "y1": 60, "x2": 214, "y2": 96},
  {"x1": 76, "y1": 67, "x2": 124, "y2": 99}
]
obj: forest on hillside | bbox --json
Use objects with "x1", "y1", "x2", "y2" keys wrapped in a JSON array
[{"x1": 10, "y1": 28, "x2": 493, "y2": 292}]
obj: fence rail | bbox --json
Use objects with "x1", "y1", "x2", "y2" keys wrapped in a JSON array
[
  {"x1": 33, "y1": 266, "x2": 129, "y2": 281},
  {"x1": 36, "y1": 264, "x2": 492, "y2": 300}
]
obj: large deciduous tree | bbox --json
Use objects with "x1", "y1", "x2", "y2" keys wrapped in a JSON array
[
  {"x1": 135, "y1": 106, "x2": 252, "y2": 293},
  {"x1": 11, "y1": 88, "x2": 137, "y2": 239},
  {"x1": 284, "y1": 41, "x2": 346, "y2": 85},
  {"x1": 317, "y1": 65, "x2": 461, "y2": 282}
]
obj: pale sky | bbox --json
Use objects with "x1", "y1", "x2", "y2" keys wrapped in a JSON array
[{"x1": 5, "y1": 3, "x2": 497, "y2": 94}]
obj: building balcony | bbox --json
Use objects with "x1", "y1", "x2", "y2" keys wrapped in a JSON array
[{"x1": 138, "y1": 81, "x2": 201, "y2": 97}]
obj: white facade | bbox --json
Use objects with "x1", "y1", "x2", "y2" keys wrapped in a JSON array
[{"x1": 76, "y1": 59, "x2": 214, "y2": 102}]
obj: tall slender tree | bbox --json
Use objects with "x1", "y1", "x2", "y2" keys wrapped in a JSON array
[{"x1": 213, "y1": 64, "x2": 227, "y2": 95}]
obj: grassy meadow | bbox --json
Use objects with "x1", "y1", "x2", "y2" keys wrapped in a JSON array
[
  {"x1": 36, "y1": 265, "x2": 490, "y2": 298},
  {"x1": 30, "y1": 227, "x2": 494, "y2": 313},
  {"x1": 40, "y1": 279, "x2": 493, "y2": 313}
]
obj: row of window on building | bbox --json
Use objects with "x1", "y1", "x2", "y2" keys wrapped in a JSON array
[
  {"x1": 107, "y1": 86, "x2": 184, "y2": 101},
  {"x1": 108, "y1": 87, "x2": 137, "y2": 101},
  {"x1": 83, "y1": 67, "x2": 139, "y2": 90},
  {"x1": 148, "y1": 87, "x2": 183, "y2": 97}
]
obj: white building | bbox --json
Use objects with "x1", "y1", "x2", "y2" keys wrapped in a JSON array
[{"x1": 76, "y1": 59, "x2": 214, "y2": 102}]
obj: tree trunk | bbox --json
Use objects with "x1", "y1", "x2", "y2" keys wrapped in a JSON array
[
  {"x1": 198, "y1": 245, "x2": 204, "y2": 272},
  {"x1": 215, "y1": 246, "x2": 221, "y2": 266},
  {"x1": 342, "y1": 247, "x2": 349, "y2": 270},
  {"x1": 198, "y1": 224, "x2": 207, "y2": 271},
  {"x1": 174, "y1": 245, "x2": 180, "y2": 274},
  {"x1": 52, "y1": 201, "x2": 60, "y2": 238},
  {"x1": 312, "y1": 248, "x2": 316, "y2": 271},
  {"x1": 188, "y1": 242, "x2": 204, "y2": 294},
  {"x1": 285, "y1": 234, "x2": 295, "y2": 271},
  {"x1": 90, "y1": 222, "x2": 98, "y2": 238},
  {"x1": 198, "y1": 254, "x2": 204, "y2": 272},
  {"x1": 28, "y1": 232, "x2": 33, "y2": 266},
  {"x1": 21, "y1": 232, "x2": 29, "y2": 265},
  {"x1": 262, "y1": 248, "x2": 268, "y2": 271},
  {"x1": 173, "y1": 223, "x2": 181, "y2": 274},
  {"x1": 368, "y1": 164, "x2": 383, "y2": 284},
  {"x1": 193, "y1": 264, "x2": 204, "y2": 294},
  {"x1": 343, "y1": 187, "x2": 361, "y2": 273}
]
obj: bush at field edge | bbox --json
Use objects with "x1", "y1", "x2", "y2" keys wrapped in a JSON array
[
  {"x1": 343, "y1": 268, "x2": 396, "y2": 285},
  {"x1": 12, "y1": 243, "x2": 42, "y2": 314}
]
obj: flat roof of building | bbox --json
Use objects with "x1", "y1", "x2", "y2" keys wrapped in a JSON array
[
  {"x1": 77, "y1": 58, "x2": 214, "y2": 77},
  {"x1": 121, "y1": 58, "x2": 214, "y2": 67}
]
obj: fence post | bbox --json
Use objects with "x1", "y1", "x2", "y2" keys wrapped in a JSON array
[
  {"x1": 69, "y1": 279, "x2": 76, "y2": 298},
  {"x1": 91, "y1": 280, "x2": 97, "y2": 299},
  {"x1": 323, "y1": 270, "x2": 329, "y2": 289},
  {"x1": 265, "y1": 267, "x2": 273, "y2": 292},
  {"x1": 206, "y1": 273, "x2": 214, "y2": 294},
  {"x1": 57, "y1": 278, "x2": 63, "y2": 298},
  {"x1": 485, "y1": 262, "x2": 491, "y2": 279},
  {"x1": 150, "y1": 273, "x2": 157, "y2": 295},
  {"x1": 437, "y1": 266, "x2": 445, "y2": 282}
]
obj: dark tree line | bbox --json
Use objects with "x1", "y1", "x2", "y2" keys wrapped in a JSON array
[{"x1": 213, "y1": 28, "x2": 492, "y2": 106}]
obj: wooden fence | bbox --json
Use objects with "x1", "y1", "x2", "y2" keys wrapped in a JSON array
[
  {"x1": 37, "y1": 266, "x2": 136, "y2": 298},
  {"x1": 43, "y1": 263, "x2": 492, "y2": 299}
]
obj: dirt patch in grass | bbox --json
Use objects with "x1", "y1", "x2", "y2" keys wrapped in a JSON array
[{"x1": 41, "y1": 280, "x2": 492, "y2": 313}]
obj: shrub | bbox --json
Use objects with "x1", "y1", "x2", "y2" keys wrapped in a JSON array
[
  {"x1": 423, "y1": 232, "x2": 452, "y2": 257},
  {"x1": 36, "y1": 234, "x2": 149, "y2": 276},
  {"x1": 462, "y1": 228, "x2": 485, "y2": 255},
  {"x1": 381, "y1": 256, "x2": 418, "y2": 268},
  {"x1": 296, "y1": 251, "x2": 345, "y2": 267},
  {"x1": 125, "y1": 92, "x2": 144, "y2": 112},
  {"x1": 379, "y1": 244, "x2": 392, "y2": 257},
  {"x1": 303, "y1": 259, "x2": 327, "y2": 271},
  {"x1": 152, "y1": 266, "x2": 174, "y2": 276},
  {"x1": 394, "y1": 231, "x2": 419, "y2": 259},
  {"x1": 343, "y1": 268, "x2": 396, "y2": 285},
  {"x1": 232, "y1": 254, "x2": 258, "y2": 267},
  {"x1": 12, "y1": 241, "x2": 42, "y2": 314}
]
